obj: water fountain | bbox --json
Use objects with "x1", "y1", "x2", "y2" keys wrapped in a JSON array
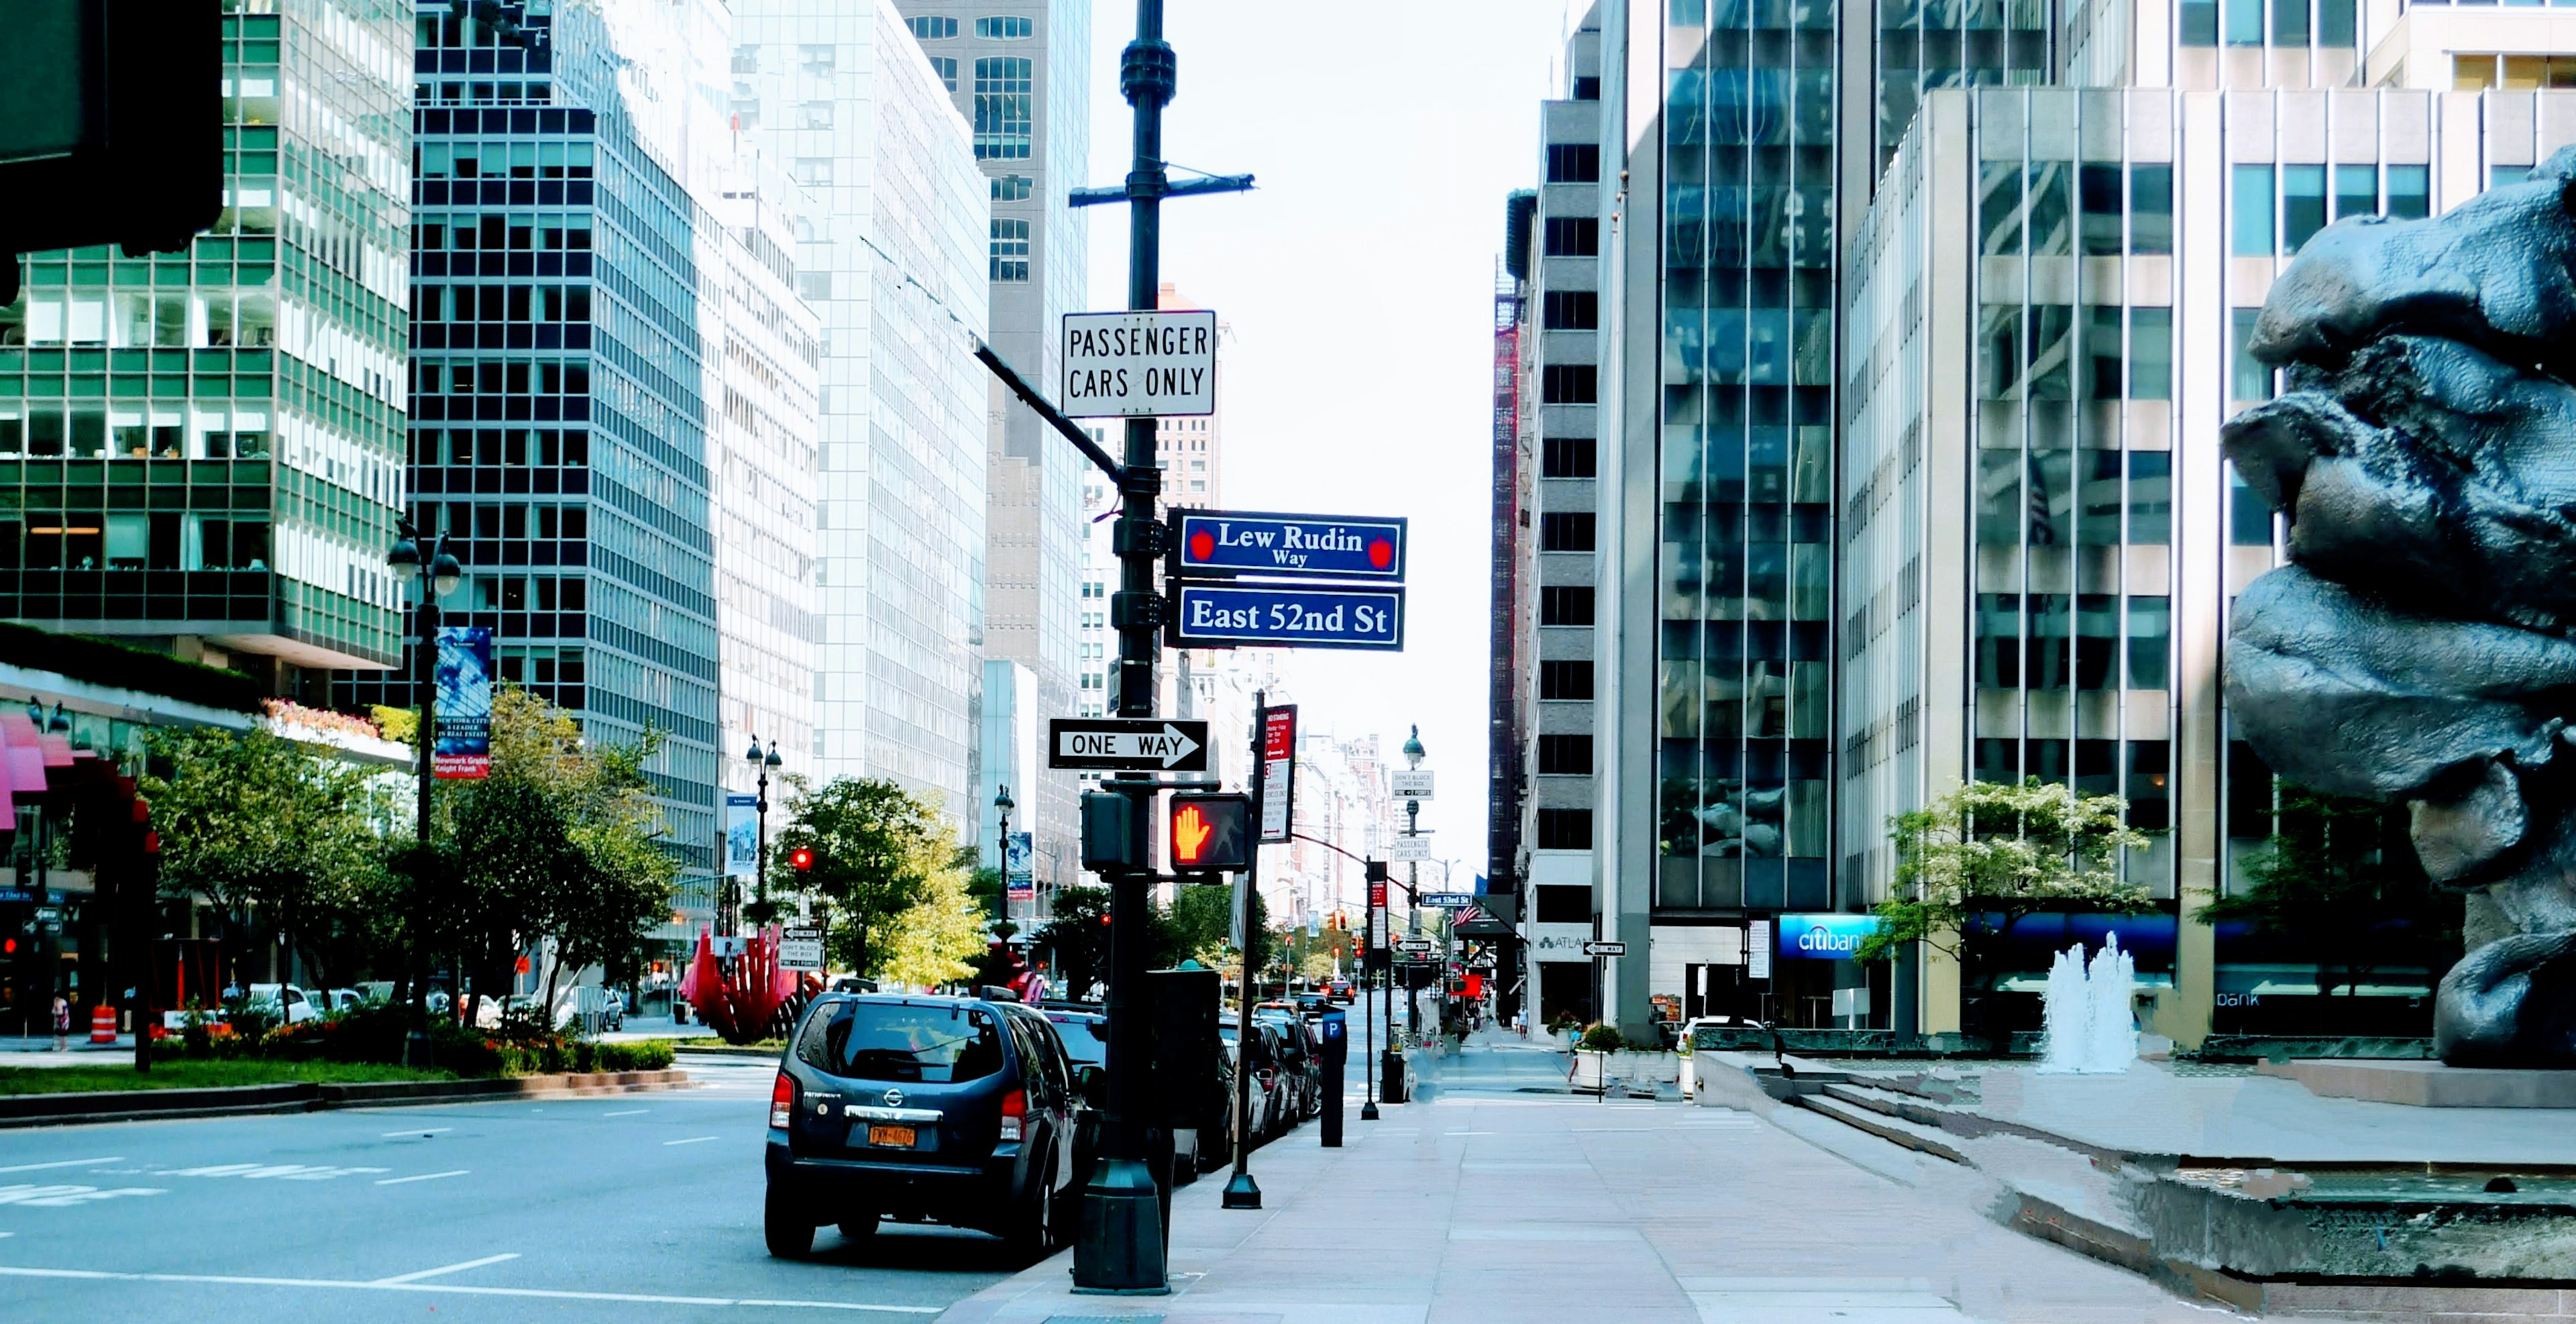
[{"x1": 2037, "y1": 934, "x2": 2137, "y2": 1074}]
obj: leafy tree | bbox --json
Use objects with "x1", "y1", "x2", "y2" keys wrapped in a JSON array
[
  {"x1": 778, "y1": 776, "x2": 965, "y2": 982},
  {"x1": 142, "y1": 725, "x2": 390, "y2": 987},
  {"x1": 1034, "y1": 886, "x2": 1112, "y2": 1001},
  {"x1": 879, "y1": 846, "x2": 987, "y2": 989},
  {"x1": 1165, "y1": 883, "x2": 1236, "y2": 969},
  {"x1": 1858, "y1": 779, "x2": 2153, "y2": 994},
  {"x1": 2200, "y1": 783, "x2": 2460, "y2": 1021}
]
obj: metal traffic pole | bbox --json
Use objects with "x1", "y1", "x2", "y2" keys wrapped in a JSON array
[
  {"x1": 1222, "y1": 693, "x2": 1266, "y2": 1209},
  {"x1": 1069, "y1": 0, "x2": 1250, "y2": 1294}
]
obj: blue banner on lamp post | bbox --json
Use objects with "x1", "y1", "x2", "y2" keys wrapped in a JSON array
[{"x1": 433, "y1": 624, "x2": 493, "y2": 779}]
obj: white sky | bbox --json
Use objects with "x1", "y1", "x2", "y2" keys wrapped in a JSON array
[{"x1": 1084, "y1": 0, "x2": 1576, "y2": 881}]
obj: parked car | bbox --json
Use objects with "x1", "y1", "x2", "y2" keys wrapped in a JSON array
[
  {"x1": 1252, "y1": 1005, "x2": 1322, "y2": 1121},
  {"x1": 1039, "y1": 1007, "x2": 1228, "y2": 1181},
  {"x1": 1215, "y1": 1022, "x2": 1275, "y2": 1149},
  {"x1": 1326, "y1": 979, "x2": 1353, "y2": 1004},
  {"x1": 765, "y1": 993, "x2": 1083, "y2": 1260},
  {"x1": 243, "y1": 984, "x2": 321, "y2": 1025}
]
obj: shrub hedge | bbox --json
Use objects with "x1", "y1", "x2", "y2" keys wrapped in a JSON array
[{"x1": 158, "y1": 1002, "x2": 675, "y2": 1077}]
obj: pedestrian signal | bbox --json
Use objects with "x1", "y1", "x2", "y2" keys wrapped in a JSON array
[{"x1": 1168, "y1": 793, "x2": 1250, "y2": 871}]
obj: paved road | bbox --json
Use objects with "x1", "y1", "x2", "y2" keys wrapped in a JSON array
[{"x1": 0, "y1": 1056, "x2": 1018, "y2": 1322}]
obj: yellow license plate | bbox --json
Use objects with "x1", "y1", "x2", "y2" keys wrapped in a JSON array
[{"x1": 867, "y1": 1124, "x2": 917, "y2": 1148}]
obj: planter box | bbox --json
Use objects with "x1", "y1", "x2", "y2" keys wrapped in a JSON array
[
  {"x1": 1569, "y1": 1049, "x2": 1607, "y2": 1093},
  {"x1": 0, "y1": 1068, "x2": 693, "y2": 1129}
]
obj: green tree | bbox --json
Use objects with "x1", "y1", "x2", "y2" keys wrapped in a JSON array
[
  {"x1": 415, "y1": 689, "x2": 676, "y2": 1024},
  {"x1": 1034, "y1": 885, "x2": 1112, "y2": 1000},
  {"x1": 778, "y1": 776, "x2": 965, "y2": 982},
  {"x1": 1858, "y1": 779, "x2": 2153, "y2": 1007},
  {"x1": 2200, "y1": 783, "x2": 2459, "y2": 1022},
  {"x1": 879, "y1": 846, "x2": 987, "y2": 989},
  {"x1": 142, "y1": 725, "x2": 390, "y2": 988}
]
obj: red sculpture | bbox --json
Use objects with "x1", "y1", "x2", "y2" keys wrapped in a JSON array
[{"x1": 679, "y1": 924, "x2": 801, "y2": 1044}]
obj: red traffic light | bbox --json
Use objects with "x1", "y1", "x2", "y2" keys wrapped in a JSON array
[
  {"x1": 3, "y1": 938, "x2": 13, "y2": 954},
  {"x1": 789, "y1": 846, "x2": 815, "y2": 873}
]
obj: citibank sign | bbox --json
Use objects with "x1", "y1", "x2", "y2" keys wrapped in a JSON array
[{"x1": 1776, "y1": 913, "x2": 1881, "y2": 960}]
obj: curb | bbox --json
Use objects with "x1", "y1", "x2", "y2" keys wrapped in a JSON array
[
  {"x1": 672, "y1": 1044, "x2": 782, "y2": 1060},
  {"x1": 0, "y1": 1068, "x2": 694, "y2": 1129}
]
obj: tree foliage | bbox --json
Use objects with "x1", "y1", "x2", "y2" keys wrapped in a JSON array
[
  {"x1": 778, "y1": 775, "x2": 980, "y2": 984},
  {"x1": 142, "y1": 724, "x2": 390, "y2": 985},
  {"x1": 2200, "y1": 783, "x2": 2459, "y2": 1005},
  {"x1": 1859, "y1": 778, "x2": 2153, "y2": 973}
]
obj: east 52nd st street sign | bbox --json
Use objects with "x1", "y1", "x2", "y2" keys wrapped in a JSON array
[
  {"x1": 1174, "y1": 510, "x2": 1406, "y2": 583},
  {"x1": 1168, "y1": 582, "x2": 1405, "y2": 652}
]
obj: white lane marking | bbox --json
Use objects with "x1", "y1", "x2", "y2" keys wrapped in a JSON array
[
  {"x1": 374, "y1": 1170, "x2": 470, "y2": 1187},
  {"x1": 372, "y1": 1252, "x2": 520, "y2": 1284},
  {"x1": 0, "y1": 1158, "x2": 120, "y2": 1176},
  {"x1": 1443, "y1": 1130, "x2": 1496, "y2": 1136},
  {"x1": 600, "y1": 1109, "x2": 647, "y2": 1117},
  {"x1": 0, "y1": 1185, "x2": 164, "y2": 1207},
  {"x1": 380, "y1": 1127, "x2": 453, "y2": 1138},
  {"x1": 661, "y1": 1136, "x2": 719, "y2": 1146},
  {"x1": 1572, "y1": 1126, "x2": 1654, "y2": 1132},
  {"x1": 0, "y1": 1264, "x2": 943, "y2": 1311},
  {"x1": 156, "y1": 1164, "x2": 390, "y2": 1181}
]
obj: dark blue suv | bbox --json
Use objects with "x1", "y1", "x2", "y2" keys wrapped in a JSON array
[{"x1": 765, "y1": 993, "x2": 1083, "y2": 1258}]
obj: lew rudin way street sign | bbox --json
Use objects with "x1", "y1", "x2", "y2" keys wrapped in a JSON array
[
  {"x1": 1061, "y1": 309, "x2": 1216, "y2": 418},
  {"x1": 1046, "y1": 718, "x2": 1210, "y2": 772},
  {"x1": 1582, "y1": 940, "x2": 1628, "y2": 958},
  {"x1": 1168, "y1": 582, "x2": 1403, "y2": 651},
  {"x1": 1173, "y1": 511, "x2": 1406, "y2": 583}
]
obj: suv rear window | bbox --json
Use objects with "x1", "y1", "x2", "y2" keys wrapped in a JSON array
[
  {"x1": 798, "y1": 1001, "x2": 1005, "y2": 1083},
  {"x1": 1046, "y1": 1015, "x2": 1106, "y2": 1066}
]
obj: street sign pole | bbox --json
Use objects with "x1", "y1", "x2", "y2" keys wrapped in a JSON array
[
  {"x1": 1222, "y1": 692, "x2": 1267, "y2": 1211},
  {"x1": 1069, "y1": 0, "x2": 1248, "y2": 1292}
]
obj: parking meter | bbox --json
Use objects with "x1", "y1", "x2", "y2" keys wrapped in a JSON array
[{"x1": 1318, "y1": 1009, "x2": 1346, "y2": 1148}]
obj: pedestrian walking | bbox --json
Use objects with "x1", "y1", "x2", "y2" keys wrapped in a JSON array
[
  {"x1": 51, "y1": 995, "x2": 70, "y2": 1052},
  {"x1": 1513, "y1": 1006, "x2": 1527, "y2": 1040}
]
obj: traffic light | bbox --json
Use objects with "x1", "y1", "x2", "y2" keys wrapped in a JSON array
[
  {"x1": 1167, "y1": 793, "x2": 1250, "y2": 872},
  {"x1": 1081, "y1": 791, "x2": 1142, "y2": 871},
  {"x1": 1365, "y1": 859, "x2": 1389, "y2": 883},
  {"x1": 0, "y1": 0, "x2": 221, "y2": 302},
  {"x1": 788, "y1": 846, "x2": 815, "y2": 873}
]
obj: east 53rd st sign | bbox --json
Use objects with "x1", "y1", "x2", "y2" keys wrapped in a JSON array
[
  {"x1": 1169, "y1": 582, "x2": 1403, "y2": 651},
  {"x1": 1175, "y1": 510, "x2": 1406, "y2": 582}
]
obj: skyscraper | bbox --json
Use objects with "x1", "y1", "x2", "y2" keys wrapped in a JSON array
[
  {"x1": 731, "y1": 0, "x2": 992, "y2": 812},
  {"x1": 893, "y1": 1, "x2": 1088, "y2": 887},
  {"x1": 0, "y1": 0, "x2": 413, "y2": 694}
]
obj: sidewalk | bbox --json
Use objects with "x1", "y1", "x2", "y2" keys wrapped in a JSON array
[{"x1": 938, "y1": 1032, "x2": 2251, "y2": 1324}]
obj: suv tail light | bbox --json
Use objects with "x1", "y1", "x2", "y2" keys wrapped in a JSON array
[
  {"x1": 999, "y1": 1087, "x2": 1028, "y2": 1143},
  {"x1": 769, "y1": 1071, "x2": 796, "y2": 1129}
]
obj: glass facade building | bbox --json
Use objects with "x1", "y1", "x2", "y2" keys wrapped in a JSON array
[
  {"x1": 0, "y1": 0, "x2": 415, "y2": 688},
  {"x1": 341, "y1": 0, "x2": 724, "y2": 877}
]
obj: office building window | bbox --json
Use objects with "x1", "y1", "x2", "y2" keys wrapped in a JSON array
[
  {"x1": 2226, "y1": 0, "x2": 2263, "y2": 45},
  {"x1": 906, "y1": 15, "x2": 957, "y2": 39},
  {"x1": 2129, "y1": 741, "x2": 2171, "y2": 830},
  {"x1": 975, "y1": 15, "x2": 1033, "y2": 38},
  {"x1": 2274, "y1": 0, "x2": 2308, "y2": 46},
  {"x1": 990, "y1": 219, "x2": 1030, "y2": 281},
  {"x1": 2127, "y1": 596, "x2": 2171, "y2": 689},
  {"x1": 2128, "y1": 451, "x2": 2172, "y2": 545},
  {"x1": 2233, "y1": 164, "x2": 2275, "y2": 256},
  {"x1": 2282, "y1": 164, "x2": 2326, "y2": 252},
  {"x1": 1540, "y1": 511, "x2": 1597, "y2": 551},
  {"x1": 2387, "y1": 164, "x2": 2430, "y2": 219},
  {"x1": 2179, "y1": 0, "x2": 2218, "y2": 43},
  {"x1": 992, "y1": 174, "x2": 1032, "y2": 201},
  {"x1": 1543, "y1": 435, "x2": 1597, "y2": 478},
  {"x1": 1540, "y1": 659, "x2": 1594, "y2": 700},
  {"x1": 1547, "y1": 144, "x2": 1601, "y2": 183},
  {"x1": 2130, "y1": 307, "x2": 2171, "y2": 400},
  {"x1": 1538, "y1": 734, "x2": 1594, "y2": 775},
  {"x1": 1542, "y1": 364, "x2": 1599, "y2": 404},
  {"x1": 2077, "y1": 594, "x2": 2121, "y2": 689},
  {"x1": 1572, "y1": 76, "x2": 1601, "y2": 101},
  {"x1": 2231, "y1": 307, "x2": 2273, "y2": 401},
  {"x1": 1976, "y1": 593, "x2": 2022, "y2": 687},
  {"x1": 1534, "y1": 883, "x2": 1591, "y2": 922},
  {"x1": 930, "y1": 56, "x2": 958, "y2": 91},
  {"x1": 1536, "y1": 809, "x2": 1594, "y2": 850},
  {"x1": 2318, "y1": 0, "x2": 2355, "y2": 43},
  {"x1": 1540, "y1": 586, "x2": 1595, "y2": 626},
  {"x1": 2333, "y1": 163, "x2": 2376, "y2": 220},
  {"x1": 1542, "y1": 290, "x2": 1599, "y2": 330},
  {"x1": 2084, "y1": 306, "x2": 2123, "y2": 400},
  {"x1": 2130, "y1": 164, "x2": 2172, "y2": 254},
  {"x1": 2229, "y1": 467, "x2": 2277, "y2": 546},
  {"x1": 1543, "y1": 216, "x2": 1599, "y2": 256},
  {"x1": 973, "y1": 57, "x2": 1032, "y2": 160},
  {"x1": 2080, "y1": 164, "x2": 2123, "y2": 256}
]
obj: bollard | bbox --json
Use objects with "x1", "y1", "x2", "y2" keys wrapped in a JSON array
[{"x1": 89, "y1": 1003, "x2": 117, "y2": 1044}]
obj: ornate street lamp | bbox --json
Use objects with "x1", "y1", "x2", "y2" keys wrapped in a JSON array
[
  {"x1": 745, "y1": 736, "x2": 782, "y2": 924},
  {"x1": 388, "y1": 520, "x2": 462, "y2": 1067}
]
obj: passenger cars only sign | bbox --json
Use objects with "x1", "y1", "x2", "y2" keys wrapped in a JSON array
[{"x1": 1061, "y1": 309, "x2": 1217, "y2": 417}]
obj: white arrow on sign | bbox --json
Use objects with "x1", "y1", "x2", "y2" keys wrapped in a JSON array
[
  {"x1": 1582, "y1": 940, "x2": 1627, "y2": 957},
  {"x1": 1055, "y1": 723, "x2": 1202, "y2": 769}
]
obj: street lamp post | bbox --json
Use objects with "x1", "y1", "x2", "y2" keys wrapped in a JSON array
[
  {"x1": 1401, "y1": 726, "x2": 1425, "y2": 1043},
  {"x1": 993, "y1": 783, "x2": 1014, "y2": 936},
  {"x1": 745, "y1": 738, "x2": 782, "y2": 924},
  {"x1": 386, "y1": 523, "x2": 462, "y2": 1070}
]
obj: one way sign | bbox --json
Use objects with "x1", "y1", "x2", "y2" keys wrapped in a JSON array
[{"x1": 1047, "y1": 718, "x2": 1211, "y2": 772}]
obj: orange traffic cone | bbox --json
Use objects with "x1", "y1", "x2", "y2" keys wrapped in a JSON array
[{"x1": 89, "y1": 1003, "x2": 115, "y2": 1044}]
